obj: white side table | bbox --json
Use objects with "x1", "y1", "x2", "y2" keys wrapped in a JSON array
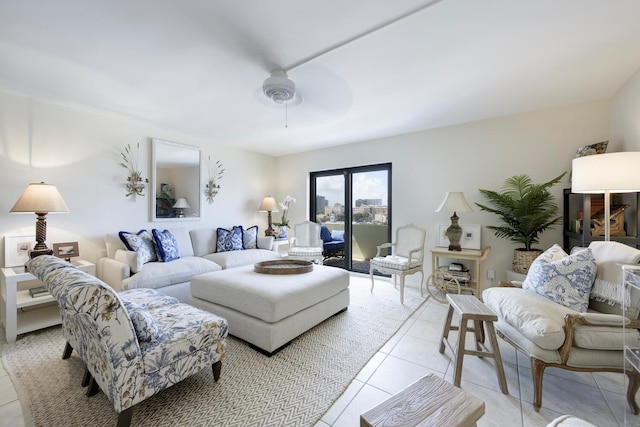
[
  {"x1": 272, "y1": 239, "x2": 290, "y2": 256},
  {"x1": 1, "y1": 259, "x2": 95, "y2": 343}
]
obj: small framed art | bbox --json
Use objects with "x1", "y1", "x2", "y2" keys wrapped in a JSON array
[
  {"x1": 4, "y1": 235, "x2": 35, "y2": 267},
  {"x1": 436, "y1": 224, "x2": 481, "y2": 250},
  {"x1": 52, "y1": 242, "x2": 80, "y2": 261}
]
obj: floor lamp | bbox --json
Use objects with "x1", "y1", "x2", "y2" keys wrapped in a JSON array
[{"x1": 572, "y1": 152, "x2": 640, "y2": 241}]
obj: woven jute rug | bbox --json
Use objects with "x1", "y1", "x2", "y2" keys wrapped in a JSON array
[{"x1": 2, "y1": 275, "x2": 426, "y2": 426}]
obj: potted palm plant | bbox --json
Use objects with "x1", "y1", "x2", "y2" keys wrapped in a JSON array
[{"x1": 476, "y1": 172, "x2": 566, "y2": 274}]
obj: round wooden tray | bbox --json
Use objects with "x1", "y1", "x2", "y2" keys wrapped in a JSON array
[{"x1": 254, "y1": 259, "x2": 314, "y2": 275}]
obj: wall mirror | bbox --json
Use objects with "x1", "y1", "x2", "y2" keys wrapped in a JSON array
[{"x1": 150, "y1": 138, "x2": 201, "y2": 221}]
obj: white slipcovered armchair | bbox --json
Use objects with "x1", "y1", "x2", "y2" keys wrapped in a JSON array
[
  {"x1": 288, "y1": 220, "x2": 324, "y2": 264},
  {"x1": 370, "y1": 223, "x2": 426, "y2": 304},
  {"x1": 483, "y1": 241, "x2": 640, "y2": 415}
]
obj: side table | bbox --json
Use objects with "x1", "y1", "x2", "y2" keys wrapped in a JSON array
[
  {"x1": 1, "y1": 259, "x2": 95, "y2": 343},
  {"x1": 272, "y1": 238, "x2": 290, "y2": 256}
]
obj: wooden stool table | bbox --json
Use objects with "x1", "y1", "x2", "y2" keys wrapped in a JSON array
[
  {"x1": 360, "y1": 373, "x2": 484, "y2": 427},
  {"x1": 439, "y1": 294, "x2": 508, "y2": 394}
]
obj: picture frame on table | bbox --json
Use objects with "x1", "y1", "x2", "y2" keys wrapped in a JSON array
[
  {"x1": 4, "y1": 235, "x2": 35, "y2": 267},
  {"x1": 436, "y1": 224, "x2": 481, "y2": 250},
  {"x1": 52, "y1": 242, "x2": 80, "y2": 261}
]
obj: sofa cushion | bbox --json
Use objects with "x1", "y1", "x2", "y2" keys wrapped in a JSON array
[
  {"x1": 118, "y1": 230, "x2": 157, "y2": 264},
  {"x1": 217, "y1": 226, "x2": 243, "y2": 252},
  {"x1": 483, "y1": 287, "x2": 576, "y2": 350},
  {"x1": 115, "y1": 249, "x2": 144, "y2": 274},
  {"x1": 242, "y1": 225, "x2": 258, "y2": 249},
  {"x1": 523, "y1": 245, "x2": 596, "y2": 313},
  {"x1": 331, "y1": 230, "x2": 345, "y2": 241},
  {"x1": 573, "y1": 323, "x2": 639, "y2": 350},
  {"x1": 152, "y1": 229, "x2": 181, "y2": 262},
  {"x1": 202, "y1": 249, "x2": 280, "y2": 269},
  {"x1": 190, "y1": 228, "x2": 217, "y2": 257},
  {"x1": 122, "y1": 257, "x2": 221, "y2": 290},
  {"x1": 123, "y1": 301, "x2": 159, "y2": 343},
  {"x1": 167, "y1": 227, "x2": 195, "y2": 257}
]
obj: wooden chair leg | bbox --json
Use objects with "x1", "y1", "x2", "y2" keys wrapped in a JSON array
[
  {"x1": 212, "y1": 361, "x2": 222, "y2": 382},
  {"x1": 531, "y1": 358, "x2": 547, "y2": 412},
  {"x1": 116, "y1": 408, "x2": 133, "y2": 427},
  {"x1": 81, "y1": 367, "x2": 91, "y2": 387},
  {"x1": 62, "y1": 342, "x2": 73, "y2": 359},
  {"x1": 86, "y1": 377, "x2": 100, "y2": 397},
  {"x1": 626, "y1": 370, "x2": 640, "y2": 415}
]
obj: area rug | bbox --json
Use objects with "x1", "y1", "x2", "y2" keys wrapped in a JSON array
[{"x1": 2, "y1": 275, "x2": 426, "y2": 427}]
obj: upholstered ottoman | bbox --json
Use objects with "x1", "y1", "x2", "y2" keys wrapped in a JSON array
[{"x1": 190, "y1": 264, "x2": 350, "y2": 355}]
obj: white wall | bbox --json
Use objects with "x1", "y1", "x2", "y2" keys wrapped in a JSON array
[
  {"x1": 611, "y1": 67, "x2": 640, "y2": 151},
  {"x1": 0, "y1": 90, "x2": 276, "y2": 266},
  {"x1": 276, "y1": 100, "x2": 611, "y2": 292}
]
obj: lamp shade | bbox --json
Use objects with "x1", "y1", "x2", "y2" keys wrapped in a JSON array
[
  {"x1": 173, "y1": 198, "x2": 190, "y2": 209},
  {"x1": 10, "y1": 182, "x2": 69, "y2": 213},
  {"x1": 259, "y1": 196, "x2": 279, "y2": 212},
  {"x1": 572, "y1": 152, "x2": 640, "y2": 193},
  {"x1": 435, "y1": 192, "x2": 473, "y2": 213}
]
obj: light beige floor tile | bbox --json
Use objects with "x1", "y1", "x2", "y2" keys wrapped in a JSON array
[
  {"x1": 459, "y1": 380, "x2": 523, "y2": 427},
  {"x1": 321, "y1": 379, "x2": 365, "y2": 425},
  {"x1": 593, "y1": 371, "x2": 627, "y2": 395},
  {"x1": 388, "y1": 334, "x2": 451, "y2": 373},
  {"x1": 518, "y1": 366, "x2": 618, "y2": 426},
  {"x1": 355, "y1": 352, "x2": 387, "y2": 383},
  {"x1": 0, "y1": 375, "x2": 18, "y2": 407},
  {"x1": 602, "y1": 389, "x2": 638, "y2": 427},
  {"x1": 378, "y1": 334, "x2": 401, "y2": 354},
  {"x1": 366, "y1": 355, "x2": 437, "y2": 395},
  {"x1": 404, "y1": 318, "x2": 446, "y2": 344},
  {"x1": 445, "y1": 357, "x2": 521, "y2": 399},
  {"x1": 520, "y1": 404, "x2": 566, "y2": 427},
  {"x1": 331, "y1": 384, "x2": 391, "y2": 427},
  {"x1": 0, "y1": 400, "x2": 25, "y2": 427}
]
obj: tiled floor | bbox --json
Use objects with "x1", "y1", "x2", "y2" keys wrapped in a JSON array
[{"x1": 0, "y1": 275, "x2": 636, "y2": 427}]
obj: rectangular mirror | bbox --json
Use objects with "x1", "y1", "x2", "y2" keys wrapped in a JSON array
[{"x1": 150, "y1": 138, "x2": 201, "y2": 221}]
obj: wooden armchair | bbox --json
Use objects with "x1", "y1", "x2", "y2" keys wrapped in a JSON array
[{"x1": 483, "y1": 241, "x2": 640, "y2": 414}]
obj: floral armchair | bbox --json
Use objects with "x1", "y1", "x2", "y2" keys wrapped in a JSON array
[
  {"x1": 28, "y1": 255, "x2": 228, "y2": 427},
  {"x1": 483, "y1": 241, "x2": 640, "y2": 415}
]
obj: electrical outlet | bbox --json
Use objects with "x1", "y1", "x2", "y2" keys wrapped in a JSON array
[{"x1": 487, "y1": 270, "x2": 496, "y2": 280}]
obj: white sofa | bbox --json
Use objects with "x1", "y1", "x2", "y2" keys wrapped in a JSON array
[{"x1": 96, "y1": 227, "x2": 280, "y2": 302}]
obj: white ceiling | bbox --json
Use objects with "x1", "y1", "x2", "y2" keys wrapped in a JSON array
[{"x1": 1, "y1": 0, "x2": 639, "y2": 156}]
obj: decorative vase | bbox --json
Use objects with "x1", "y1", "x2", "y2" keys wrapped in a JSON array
[
  {"x1": 278, "y1": 226, "x2": 288, "y2": 240},
  {"x1": 512, "y1": 248, "x2": 543, "y2": 274}
]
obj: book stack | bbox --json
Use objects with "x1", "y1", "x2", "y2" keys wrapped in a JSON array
[
  {"x1": 29, "y1": 286, "x2": 49, "y2": 298},
  {"x1": 440, "y1": 266, "x2": 471, "y2": 287}
]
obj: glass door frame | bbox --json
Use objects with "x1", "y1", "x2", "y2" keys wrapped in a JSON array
[{"x1": 310, "y1": 163, "x2": 392, "y2": 271}]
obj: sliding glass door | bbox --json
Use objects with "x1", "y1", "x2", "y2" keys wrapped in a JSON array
[{"x1": 311, "y1": 163, "x2": 391, "y2": 273}]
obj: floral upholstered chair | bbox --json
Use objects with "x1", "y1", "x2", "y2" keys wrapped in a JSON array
[{"x1": 28, "y1": 255, "x2": 228, "y2": 427}]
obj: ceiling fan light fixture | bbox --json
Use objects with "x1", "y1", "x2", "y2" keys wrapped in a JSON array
[{"x1": 263, "y1": 70, "x2": 295, "y2": 104}]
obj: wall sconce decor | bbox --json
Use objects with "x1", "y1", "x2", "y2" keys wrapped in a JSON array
[
  {"x1": 120, "y1": 142, "x2": 148, "y2": 197},
  {"x1": 204, "y1": 155, "x2": 225, "y2": 203}
]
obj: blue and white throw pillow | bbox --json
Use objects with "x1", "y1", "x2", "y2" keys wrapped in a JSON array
[
  {"x1": 242, "y1": 225, "x2": 258, "y2": 249},
  {"x1": 152, "y1": 229, "x2": 180, "y2": 262},
  {"x1": 217, "y1": 226, "x2": 243, "y2": 252},
  {"x1": 118, "y1": 230, "x2": 158, "y2": 264},
  {"x1": 123, "y1": 300, "x2": 159, "y2": 343},
  {"x1": 523, "y1": 246, "x2": 597, "y2": 312}
]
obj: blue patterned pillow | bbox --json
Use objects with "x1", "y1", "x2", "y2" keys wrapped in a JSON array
[
  {"x1": 523, "y1": 247, "x2": 597, "y2": 312},
  {"x1": 123, "y1": 301, "x2": 159, "y2": 343},
  {"x1": 152, "y1": 229, "x2": 180, "y2": 262},
  {"x1": 242, "y1": 225, "x2": 258, "y2": 249},
  {"x1": 217, "y1": 226, "x2": 243, "y2": 252},
  {"x1": 118, "y1": 230, "x2": 157, "y2": 264}
]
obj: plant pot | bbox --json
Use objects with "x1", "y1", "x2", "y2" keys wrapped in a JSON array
[{"x1": 512, "y1": 248, "x2": 543, "y2": 274}]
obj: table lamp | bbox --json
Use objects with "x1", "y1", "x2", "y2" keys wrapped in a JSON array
[
  {"x1": 173, "y1": 198, "x2": 190, "y2": 218},
  {"x1": 435, "y1": 192, "x2": 473, "y2": 251},
  {"x1": 259, "y1": 196, "x2": 279, "y2": 236},
  {"x1": 10, "y1": 182, "x2": 69, "y2": 258},
  {"x1": 572, "y1": 152, "x2": 640, "y2": 241}
]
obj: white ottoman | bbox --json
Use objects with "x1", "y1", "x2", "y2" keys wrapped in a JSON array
[{"x1": 190, "y1": 264, "x2": 350, "y2": 355}]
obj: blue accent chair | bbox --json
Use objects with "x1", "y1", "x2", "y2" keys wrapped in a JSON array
[{"x1": 320, "y1": 224, "x2": 345, "y2": 260}]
